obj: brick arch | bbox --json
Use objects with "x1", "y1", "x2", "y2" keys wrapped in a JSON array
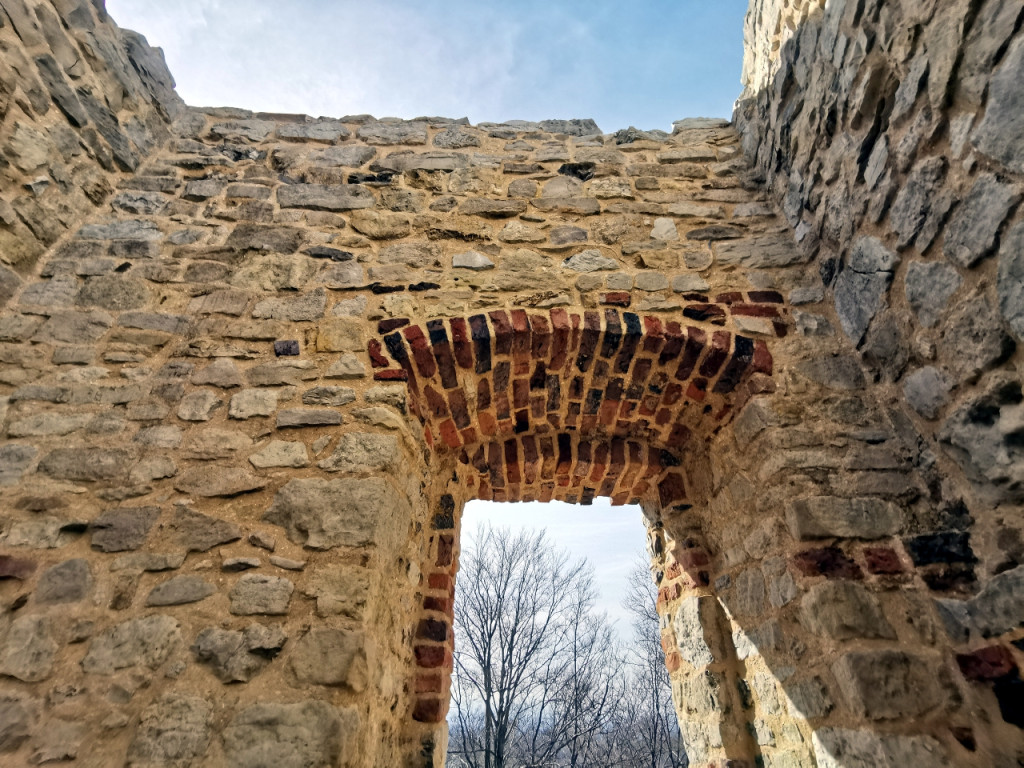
[
  {"x1": 370, "y1": 303, "x2": 780, "y2": 508},
  {"x1": 382, "y1": 301, "x2": 785, "y2": 736}
]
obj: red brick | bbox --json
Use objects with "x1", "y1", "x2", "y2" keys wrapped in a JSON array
[
  {"x1": 412, "y1": 697, "x2": 446, "y2": 723},
  {"x1": 437, "y1": 535, "x2": 454, "y2": 567},
  {"x1": 367, "y1": 338, "x2": 390, "y2": 368},
  {"x1": 417, "y1": 619, "x2": 450, "y2": 643},
  {"x1": 414, "y1": 645, "x2": 449, "y2": 668},
  {"x1": 601, "y1": 291, "x2": 631, "y2": 307},
  {"x1": 427, "y1": 573, "x2": 452, "y2": 591},
  {"x1": 450, "y1": 317, "x2": 474, "y2": 369},
  {"x1": 863, "y1": 547, "x2": 905, "y2": 575},
  {"x1": 423, "y1": 596, "x2": 451, "y2": 614},
  {"x1": 378, "y1": 318, "x2": 410, "y2": 333},
  {"x1": 374, "y1": 369, "x2": 408, "y2": 381},
  {"x1": 488, "y1": 310, "x2": 513, "y2": 355},
  {"x1": 793, "y1": 547, "x2": 863, "y2": 580},
  {"x1": 415, "y1": 672, "x2": 444, "y2": 694},
  {"x1": 956, "y1": 646, "x2": 1018, "y2": 682}
]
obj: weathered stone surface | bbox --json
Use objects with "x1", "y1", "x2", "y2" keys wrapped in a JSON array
[
  {"x1": 224, "y1": 224, "x2": 303, "y2": 253},
  {"x1": 168, "y1": 508, "x2": 242, "y2": 552},
  {"x1": 971, "y1": 34, "x2": 1024, "y2": 173},
  {"x1": 90, "y1": 507, "x2": 161, "y2": 552},
  {"x1": 357, "y1": 121, "x2": 428, "y2": 145},
  {"x1": 277, "y1": 183, "x2": 375, "y2": 211},
  {"x1": 795, "y1": 355, "x2": 866, "y2": 390},
  {"x1": 938, "y1": 296, "x2": 1014, "y2": 382},
  {"x1": 264, "y1": 476, "x2": 402, "y2": 549},
  {"x1": 563, "y1": 250, "x2": 618, "y2": 272},
  {"x1": 672, "y1": 597, "x2": 717, "y2": 669},
  {"x1": 801, "y1": 582, "x2": 896, "y2": 640},
  {"x1": 833, "y1": 237, "x2": 898, "y2": 343},
  {"x1": 0, "y1": 696, "x2": 34, "y2": 753},
  {"x1": 277, "y1": 121, "x2": 351, "y2": 142},
  {"x1": 250, "y1": 439, "x2": 310, "y2": 468},
  {"x1": 229, "y1": 574, "x2": 294, "y2": 615},
  {"x1": 0, "y1": 616, "x2": 57, "y2": 682},
  {"x1": 36, "y1": 558, "x2": 92, "y2": 604},
  {"x1": 904, "y1": 261, "x2": 961, "y2": 328},
  {"x1": 111, "y1": 553, "x2": 187, "y2": 572},
  {"x1": 787, "y1": 497, "x2": 902, "y2": 540},
  {"x1": 833, "y1": 651, "x2": 945, "y2": 719},
  {"x1": 903, "y1": 367, "x2": 950, "y2": 420},
  {"x1": 998, "y1": 221, "x2": 1024, "y2": 341},
  {"x1": 0, "y1": 444, "x2": 38, "y2": 485},
  {"x1": 453, "y1": 250, "x2": 495, "y2": 270},
  {"x1": 146, "y1": 575, "x2": 216, "y2": 606},
  {"x1": 812, "y1": 729, "x2": 951, "y2": 768},
  {"x1": 38, "y1": 447, "x2": 130, "y2": 482},
  {"x1": 889, "y1": 157, "x2": 946, "y2": 250},
  {"x1": 183, "y1": 428, "x2": 252, "y2": 460},
  {"x1": 174, "y1": 466, "x2": 267, "y2": 497},
  {"x1": 193, "y1": 624, "x2": 287, "y2": 682},
  {"x1": 229, "y1": 389, "x2": 278, "y2": 419},
  {"x1": 221, "y1": 701, "x2": 354, "y2": 768},
  {"x1": 177, "y1": 389, "x2": 223, "y2": 421},
  {"x1": 943, "y1": 174, "x2": 1021, "y2": 267},
  {"x1": 318, "y1": 432, "x2": 399, "y2": 472},
  {"x1": 290, "y1": 628, "x2": 367, "y2": 690},
  {"x1": 276, "y1": 409, "x2": 343, "y2": 428},
  {"x1": 126, "y1": 696, "x2": 212, "y2": 768},
  {"x1": 253, "y1": 288, "x2": 327, "y2": 322},
  {"x1": 82, "y1": 615, "x2": 181, "y2": 674}
]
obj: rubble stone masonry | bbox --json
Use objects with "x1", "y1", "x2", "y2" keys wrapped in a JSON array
[{"x1": 0, "y1": 0, "x2": 1021, "y2": 766}]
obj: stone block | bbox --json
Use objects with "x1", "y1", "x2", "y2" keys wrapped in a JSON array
[
  {"x1": 127, "y1": 696, "x2": 212, "y2": 767},
  {"x1": 832, "y1": 650, "x2": 945, "y2": 719},
  {"x1": 290, "y1": 628, "x2": 367, "y2": 690},
  {"x1": 229, "y1": 574, "x2": 294, "y2": 615},
  {"x1": 801, "y1": 581, "x2": 896, "y2": 640},
  {"x1": 786, "y1": 497, "x2": 902, "y2": 540},
  {"x1": 221, "y1": 701, "x2": 357, "y2": 768}
]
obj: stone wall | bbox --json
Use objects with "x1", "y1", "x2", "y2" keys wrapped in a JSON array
[
  {"x1": 0, "y1": 0, "x2": 182, "y2": 304},
  {"x1": 736, "y1": 0, "x2": 1024, "y2": 761},
  {"x1": 0, "y1": 1, "x2": 1021, "y2": 767}
]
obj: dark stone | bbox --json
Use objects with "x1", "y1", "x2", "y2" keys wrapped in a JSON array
[
  {"x1": 224, "y1": 224, "x2": 303, "y2": 253},
  {"x1": 956, "y1": 646, "x2": 1018, "y2": 681},
  {"x1": 792, "y1": 547, "x2": 863, "y2": 580},
  {"x1": 168, "y1": 507, "x2": 242, "y2": 552},
  {"x1": 36, "y1": 559, "x2": 92, "y2": 604},
  {"x1": 558, "y1": 162, "x2": 596, "y2": 181},
  {"x1": 0, "y1": 556, "x2": 36, "y2": 580},
  {"x1": 304, "y1": 246, "x2": 352, "y2": 262},
  {"x1": 994, "y1": 675, "x2": 1024, "y2": 728},
  {"x1": 273, "y1": 340, "x2": 300, "y2": 357},
  {"x1": 90, "y1": 506, "x2": 161, "y2": 552},
  {"x1": 33, "y1": 54, "x2": 87, "y2": 127},
  {"x1": 903, "y1": 532, "x2": 977, "y2": 566}
]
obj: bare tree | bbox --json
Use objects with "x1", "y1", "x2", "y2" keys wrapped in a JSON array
[
  {"x1": 610, "y1": 559, "x2": 687, "y2": 768},
  {"x1": 447, "y1": 525, "x2": 619, "y2": 768}
]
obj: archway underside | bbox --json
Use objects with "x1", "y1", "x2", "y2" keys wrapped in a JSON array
[{"x1": 372, "y1": 304, "x2": 781, "y2": 507}]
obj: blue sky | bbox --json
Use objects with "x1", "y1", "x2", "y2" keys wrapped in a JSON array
[{"x1": 106, "y1": 0, "x2": 750, "y2": 131}]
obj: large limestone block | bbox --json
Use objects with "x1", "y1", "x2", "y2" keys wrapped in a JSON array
[
  {"x1": 786, "y1": 497, "x2": 902, "y2": 540},
  {"x1": 222, "y1": 701, "x2": 358, "y2": 768},
  {"x1": 126, "y1": 695, "x2": 212, "y2": 768},
  {"x1": 832, "y1": 651, "x2": 945, "y2": 720},
  {"x1": 800, "y1": 581, "x2": 896, "y2": 640},
  {"x1": 263, "y1": 477, "x2": 405, "y2": 550},
  {"x1": 82, "y1": 615, "x2": 181, "y2": 674},
  {"x1": 290, "y1": 628, "x2": 368, "y2": 690}
]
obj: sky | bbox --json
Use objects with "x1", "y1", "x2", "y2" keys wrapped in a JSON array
[
  {"x1": 462, "y1": 499, "x2": 649, "y2": 636},
  {"x1": 105, "y1": 0, "x2": 750, "y2": 132}
]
